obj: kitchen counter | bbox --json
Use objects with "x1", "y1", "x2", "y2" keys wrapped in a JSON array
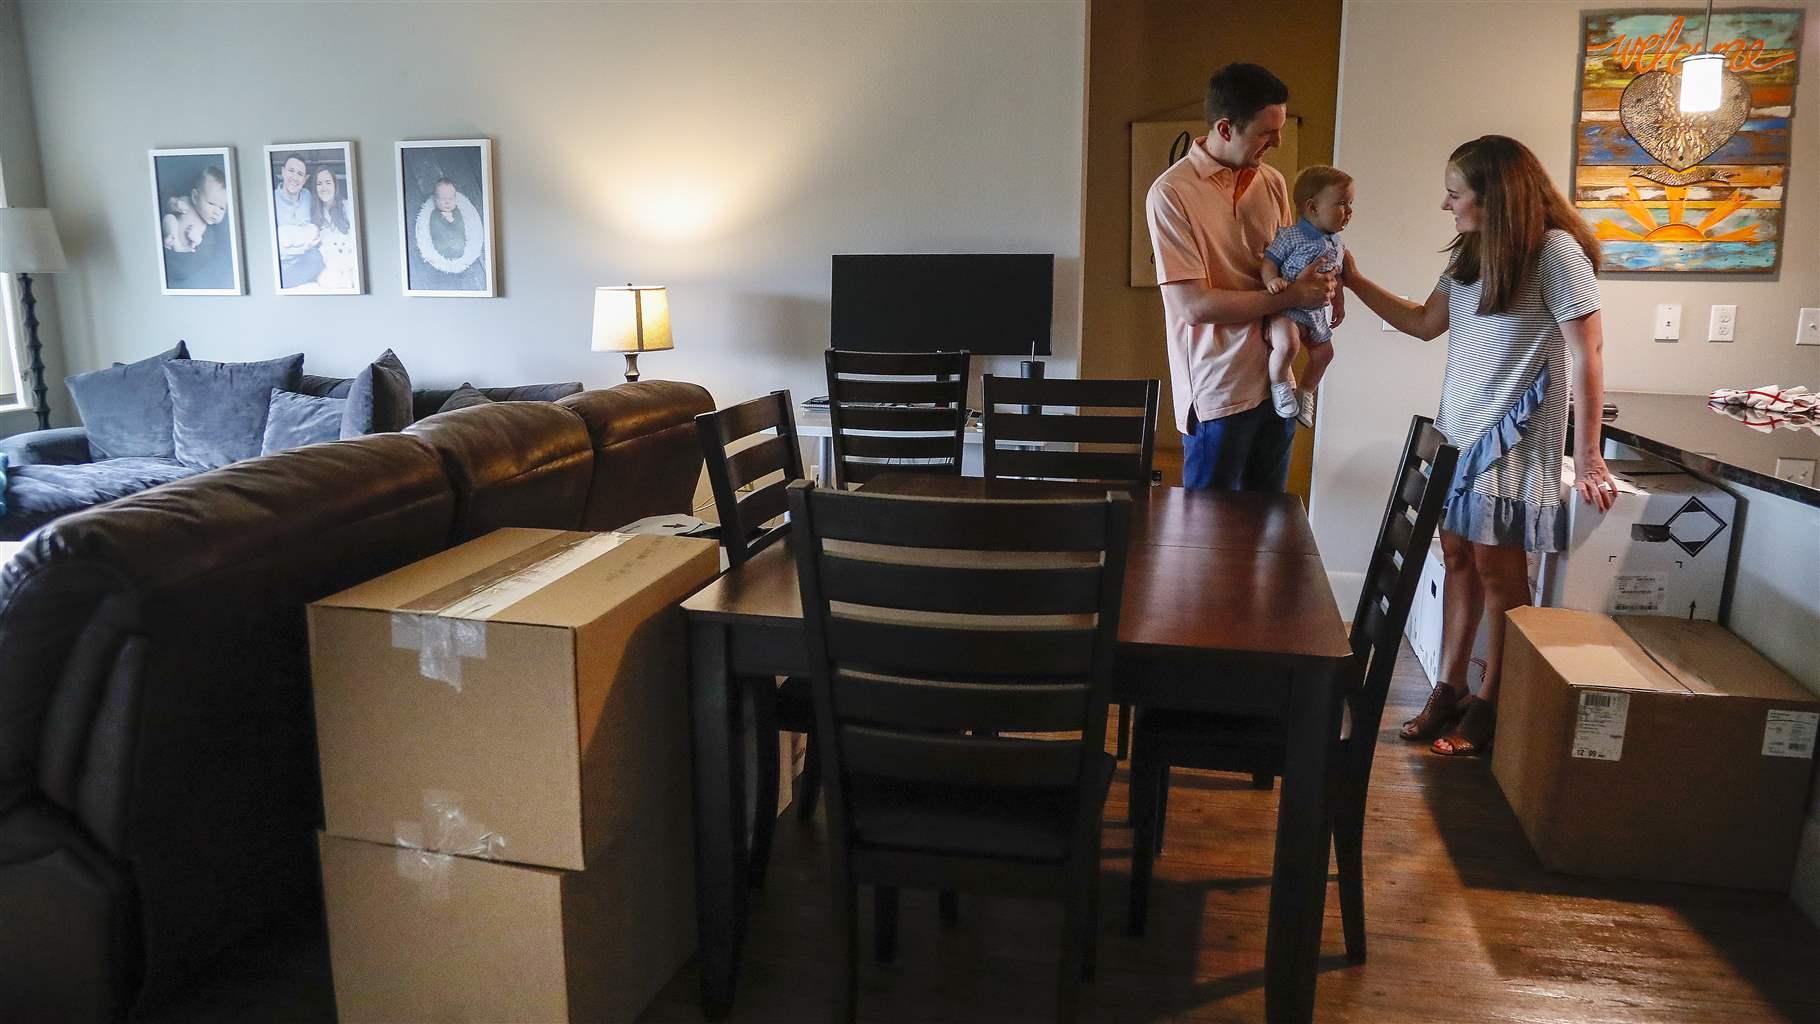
[{"x1": 1578, "y1": 390, "x2": 1820, "y2": 507}]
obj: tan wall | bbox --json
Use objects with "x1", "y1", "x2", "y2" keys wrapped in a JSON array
[{"x1": 1081, "y1": 0, "x2": 1344, "y2": 482}]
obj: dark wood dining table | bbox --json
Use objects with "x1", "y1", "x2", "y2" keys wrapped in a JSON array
[{"x1": 682, "y1": 475, "x2": 1354, "y2": 1023}]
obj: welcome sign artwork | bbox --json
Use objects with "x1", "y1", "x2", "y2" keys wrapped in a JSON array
[{"x1": 1573, "y1": 9, "x2": 1803, "y2": 274}]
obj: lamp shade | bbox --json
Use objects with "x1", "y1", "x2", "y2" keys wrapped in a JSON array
[
  {"x1": 0, "y1": 208, "x2": 67, "y2": 274},
  {"x1": 1679, "y1": 53, "x2": 1726, "y2": 113},
  {"x1": 591, "y1": 286, "x2": 673, "y2": 353}
]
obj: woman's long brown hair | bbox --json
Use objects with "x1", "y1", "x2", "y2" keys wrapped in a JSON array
[{"x1": 1445, "y1": 135, "x2": 1600, "y2": 315}]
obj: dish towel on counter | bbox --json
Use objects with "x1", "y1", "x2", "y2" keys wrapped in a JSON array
[{"x1": 1708, "y1": 386, "x2": 1820, "y2": 432}]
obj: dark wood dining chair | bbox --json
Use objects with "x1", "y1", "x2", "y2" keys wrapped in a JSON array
[
  {"x1": 1125, "y1": 415, "x2": 1458, "y2": 961},
  {"x1": 788, "y1": 480, "x2": 1131, "y2": 1024},
  {"x1": 981, "y1": 374, "x2": 1160, "y2": 485},
  {"x1": 694, "y1": 390, "x2": 820, "y2": 887},
  {"x1": 824, "y1": 349, "x2": 971, "y2": 488},
  {"x1": 982, "y1": 374, "x2": 1159, "y2": 761}
]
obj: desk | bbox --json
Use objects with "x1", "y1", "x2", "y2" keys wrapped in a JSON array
[{"x1": 682, "y1": 477, "x2": 1352, "y2": 1023}]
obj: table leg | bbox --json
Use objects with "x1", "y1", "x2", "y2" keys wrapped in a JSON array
[
  {"x1": 690, "y1": 619, "x2": 747, "y2": 1020},
  {"x1": 1265, "y1": 660, "x2": 1343, "y2": 1023}
]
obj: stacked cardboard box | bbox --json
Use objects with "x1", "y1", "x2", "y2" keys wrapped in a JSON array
[
  {"x1": 309, "y1": 528, "x2": 719, "y2": 1022},
  {"x1": 1494, "y1": 607, "x2": 1819, "y2": 889}
]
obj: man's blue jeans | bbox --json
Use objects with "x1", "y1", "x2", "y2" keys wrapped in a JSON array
[{"x1": 1181, "y1": 401, "x2": 1295, "y2": 491}]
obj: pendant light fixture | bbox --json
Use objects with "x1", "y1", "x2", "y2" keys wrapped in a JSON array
[{"x1": 1680, "y1": 0, "x2": 1726, "y2": 112}]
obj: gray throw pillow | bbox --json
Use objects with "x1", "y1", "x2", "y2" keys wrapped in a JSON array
[
  {"x1": 436, "y1": 383, "x2": 494, "y2": 414},
  {"x1": 340, "y1": 349, "x2": 413, "y2": 438},
  {"x1": 64, "y1": 340, "x2": 191, "y2": 460},
  {"x1": 165, "y1": 353, "x2": 306, "y2": 469},
  {"x1": 261, "y1": 389, "x2": 347, "y2": 455}
]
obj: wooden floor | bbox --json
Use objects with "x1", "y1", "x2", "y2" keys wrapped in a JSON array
[{"x1": 641, "y1": 643, "x2": 1820, "y2": 1024}]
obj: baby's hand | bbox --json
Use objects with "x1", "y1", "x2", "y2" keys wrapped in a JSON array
[
  {"x1": 1265, "y1": 277, "x2": 1287, "y2": 295},
  {"x1": 162, "y1": 213, "x2": 195, "y2": 253}
]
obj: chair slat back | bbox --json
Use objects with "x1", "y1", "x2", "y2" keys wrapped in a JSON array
[
  {"x1": 981, "y1": 375, "x2": 1159, "y2": 485},
  {"x1": 825, "y1": 349, "x2": 971, "y2": 488},
  {"x1": 1347, "y1": 416, "x2": 1457, "y2": 742},
  {"x1": 695, "y1": 390, "x2": 804, "y2": 567},
  {"x1": 790, "y1": 481, "x2": 1130, "y2": 826}
]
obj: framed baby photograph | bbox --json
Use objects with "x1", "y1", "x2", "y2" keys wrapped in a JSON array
[
  {"x1": 396, "y1": 138, "x2": 496, "y2": 297},
  {"x1": 263, "y1": 142, "x2": 364, "y2": 295},
  {"x1": 149, "y1": 146, "x2": 244, "y2": 295}
]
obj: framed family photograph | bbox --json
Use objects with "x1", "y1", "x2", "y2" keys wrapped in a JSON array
[
  {"x1": 263, "y1": 142, "x2": 364, "y2": 295},
  {"x1": 396, "y1": 138, "x2": 495, "y2": 297},
  {"x1": 149, "y1": 146, "x2": 244, "y2": 295}
]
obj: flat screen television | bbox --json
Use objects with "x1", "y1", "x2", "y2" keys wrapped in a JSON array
[{"x1": 830, "y1": 253, "x2": 1053, "y2": 356}]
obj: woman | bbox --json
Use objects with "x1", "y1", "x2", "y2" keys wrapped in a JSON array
[
  {"x1": 309, "y1": 165, "x2": 359, "y2": 292},
  {"x1": 1342, "y1": 135, "x2": 1617, "y2": 756}
]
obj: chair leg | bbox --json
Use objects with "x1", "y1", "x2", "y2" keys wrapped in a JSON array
[
  {"x1": 874, "y1": 885, "x2": 899, "y2": 963},
  {"x1": 832, "y1": 871, "x2": 858, "y2": 1023},
  {"x1": 1082, "y1": 829, "x2": 1102, "y2": 980},
  {"x1": 1115, "y1": 703, "x2": 1132, "y2": 760},
  {"x1": 1057, "y1": 865, "x2": 1088, "y2": 1024},
  {"x1": 1153, "y1": 766, "x2": 1170, "y2": 855},
  {"x1": 939, "y1": 890, "x2": 960, "y2": 926},
  {"x1": 1334, "y1": 806, "x2": 1367, "y2": 963},
  {"x1": 747, "y1": 678, "x2": 781, "y2": 889},
  {"x1": 1127, "y1": 730, "x2": 1157, "y2": 937},
  {"x1": 795, "y1": 727, "x2": 821, "y2": 823},
  {"x1": 1250, "y1": 769, "x2": 1275, "y2": 791}
]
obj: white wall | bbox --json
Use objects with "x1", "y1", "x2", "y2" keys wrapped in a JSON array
[
  {"x1": 17, "y1": 1, "x2": 1086, "y2": 420},
  {"x1": 0, "y1": 0, "x2": 61, "y2": 436},
  {"x1": 1317, "y1": 0, "x2": 1818, "y2": 599}
]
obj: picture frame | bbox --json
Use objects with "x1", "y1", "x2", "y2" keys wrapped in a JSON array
[
  {"x1": 149, "y1": 146, "x2": 244, "y2": 295},
  {"x1": 395, "y1": 138, "x2": 496, "y2": 297},
  {"x1": 263, "y1": 142, "x2": 365, "y2": 295}
]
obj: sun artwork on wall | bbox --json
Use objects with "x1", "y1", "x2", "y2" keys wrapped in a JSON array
[{"x1": 1573, "y1": 9, "x2": 1804, "y2": 274}]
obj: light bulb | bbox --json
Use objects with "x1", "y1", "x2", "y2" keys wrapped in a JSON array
[{"x1": 1679, "y1": 53, "x2": 1726, "y2": 113}]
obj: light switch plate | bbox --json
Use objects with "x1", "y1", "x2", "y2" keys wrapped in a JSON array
[
  {"x1": 1708, "y1": 304, "x2": 1736, "y2": 342},
  {"x1": 1798, "y1": 307, "x2": 1820, "y2": 346},
  {"x1": 1655, "y1": 303, "x2": 1681, "y2": 341}
]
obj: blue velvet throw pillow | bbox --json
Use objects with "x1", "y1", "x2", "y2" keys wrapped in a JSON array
[
  {"x1": 0, "y1": 451, "x2": 8, "y2": 518},
  {"x1": 435, "y1": 383, "x2": 494, "y2": 414},
  {"x1": 340, "y1": 348, "x2": 413, "y2": 438},
  {"x1": 261, "y1": 390, "x2": 347, "y2": 455},
  {"x1": 165, "y1": 353, "x2": 305, "y2": 469},
  {"x1": 64, "y1": 340, "x2": 191, "y2": 460}
]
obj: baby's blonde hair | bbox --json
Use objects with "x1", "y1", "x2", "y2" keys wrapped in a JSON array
[{"x1": 1293, "y1": 165, "x2": 1352, "y2": 214}]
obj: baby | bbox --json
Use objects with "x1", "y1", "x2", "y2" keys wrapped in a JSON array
[
  {"x1": 428, "y1": 178, "x2": 466, "y2": 261},
  {"x1": 1262, "y1": 165, "x2": 1353, "y2": 427},
  {"x1": 162, "y1": 196, "x2": 206, "y2": 252}
]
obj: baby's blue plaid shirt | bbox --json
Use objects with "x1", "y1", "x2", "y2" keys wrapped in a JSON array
[{"x1": 1263, "y1": 217, "x2": 1344, "y2": 343}]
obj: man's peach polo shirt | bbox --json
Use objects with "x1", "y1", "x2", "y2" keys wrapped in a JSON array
[{"x1": 1145, "y1": 139, "x2": 1292, "y2": 436}]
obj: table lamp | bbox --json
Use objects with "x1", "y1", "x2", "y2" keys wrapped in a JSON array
[
  {"x1": 0, "y1": 207, "x2": 67, "y2": 430},
  {"x1": 592, "y1": 284, "x2": 672, "y2": 383}
]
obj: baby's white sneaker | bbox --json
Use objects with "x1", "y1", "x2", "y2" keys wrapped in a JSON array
[
  {"x1": 1297, "y1": 390, "x2": 1316, "y2": 428},
  {"x1": 1271, "y1": 381, "x2": 1299, "y2": 419}
]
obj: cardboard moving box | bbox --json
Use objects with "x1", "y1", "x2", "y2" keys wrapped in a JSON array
[
  {"x1": 320, "y1": 831, "x2": 693, "y2": 1023},
  {"x1": 309, "y1": 529, "x2": 719, "y2": 872},
  {"x1": 1493, "y1": 607, "x2": 1819, "y2": 890}
]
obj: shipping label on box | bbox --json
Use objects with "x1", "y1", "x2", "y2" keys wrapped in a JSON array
[
  {"x1": 1572, "y1": 690, "x2": 1630, "y2": 761},
  {"x1": 1761, "y1": 710, "x2": 1818, "y2": 759}
]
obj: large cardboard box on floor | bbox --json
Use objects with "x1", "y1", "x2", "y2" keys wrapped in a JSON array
[
  {"x1": 309, "y1": 528, "x2": 717, "y2": 871},
  {"x1": 1535, "y1": 458, "x2": 1735, "y2": 620},
  {"x1": 309, "y1": 528, "x2": 718, "y2": 1021},
  {"x1": 1494, "y1": 607, "x2": 1819, "y2": 890}
]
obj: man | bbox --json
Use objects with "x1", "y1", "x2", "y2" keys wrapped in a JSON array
[
  {"x1": 272, "y1": 152, "x2": 324, "y2": 288},
  {"x1": 1146, "y1": 62, "x2": 1335, "y2": 491}
]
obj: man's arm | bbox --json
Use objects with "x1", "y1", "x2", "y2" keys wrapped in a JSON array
[{"x1": 1161, "y1": 261, "x2": 1334, "y2": 326}]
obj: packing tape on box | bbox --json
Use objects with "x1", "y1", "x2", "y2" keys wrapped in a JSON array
[
  {"x1": 393, "y1": 790, "x2": 506, "y2": 897},
  {"x1": 388, "y1": 532, "x2": 629, "y2": 689}
]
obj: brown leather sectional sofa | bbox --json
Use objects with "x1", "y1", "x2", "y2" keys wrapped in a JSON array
[{"x1": 0, "y1": 381, "x2": 714, "y2": 1021}]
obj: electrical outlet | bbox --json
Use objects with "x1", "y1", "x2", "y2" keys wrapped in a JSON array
[
  {"x1": 1775, "y1": 458, "x2": 1816, "y2": 486},
  {"x1": 1798, "y1": 307, "x2": 1820, "y2": 346},
  {"x1": 1654, "y1": 304, "x2": 1681, "y2": 341},
  {"x1": 1708, "y1": 304, "x2": 1736, "y2": 342}
]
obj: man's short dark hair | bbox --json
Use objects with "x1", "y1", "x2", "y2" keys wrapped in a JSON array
[{"x1": 1205, "y1": 63, "x2": 1289, "y2": 130}]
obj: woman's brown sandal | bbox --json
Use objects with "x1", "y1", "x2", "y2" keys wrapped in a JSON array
[
  {"x1": 1432, "y1": 697, "x2": 1497, "y2": 757},
  {"x1": 1400, "y1": 685, "x2": 1468, "y2": 742}
]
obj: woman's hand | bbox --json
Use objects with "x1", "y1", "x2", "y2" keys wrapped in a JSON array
[{"x1": 1574, "y1": 450, "x2": 1618, "y2": 513}]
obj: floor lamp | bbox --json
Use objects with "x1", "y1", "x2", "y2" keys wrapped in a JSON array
[{"x1": 0, "y1": 208, "x2": 67, "y2": 430}]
